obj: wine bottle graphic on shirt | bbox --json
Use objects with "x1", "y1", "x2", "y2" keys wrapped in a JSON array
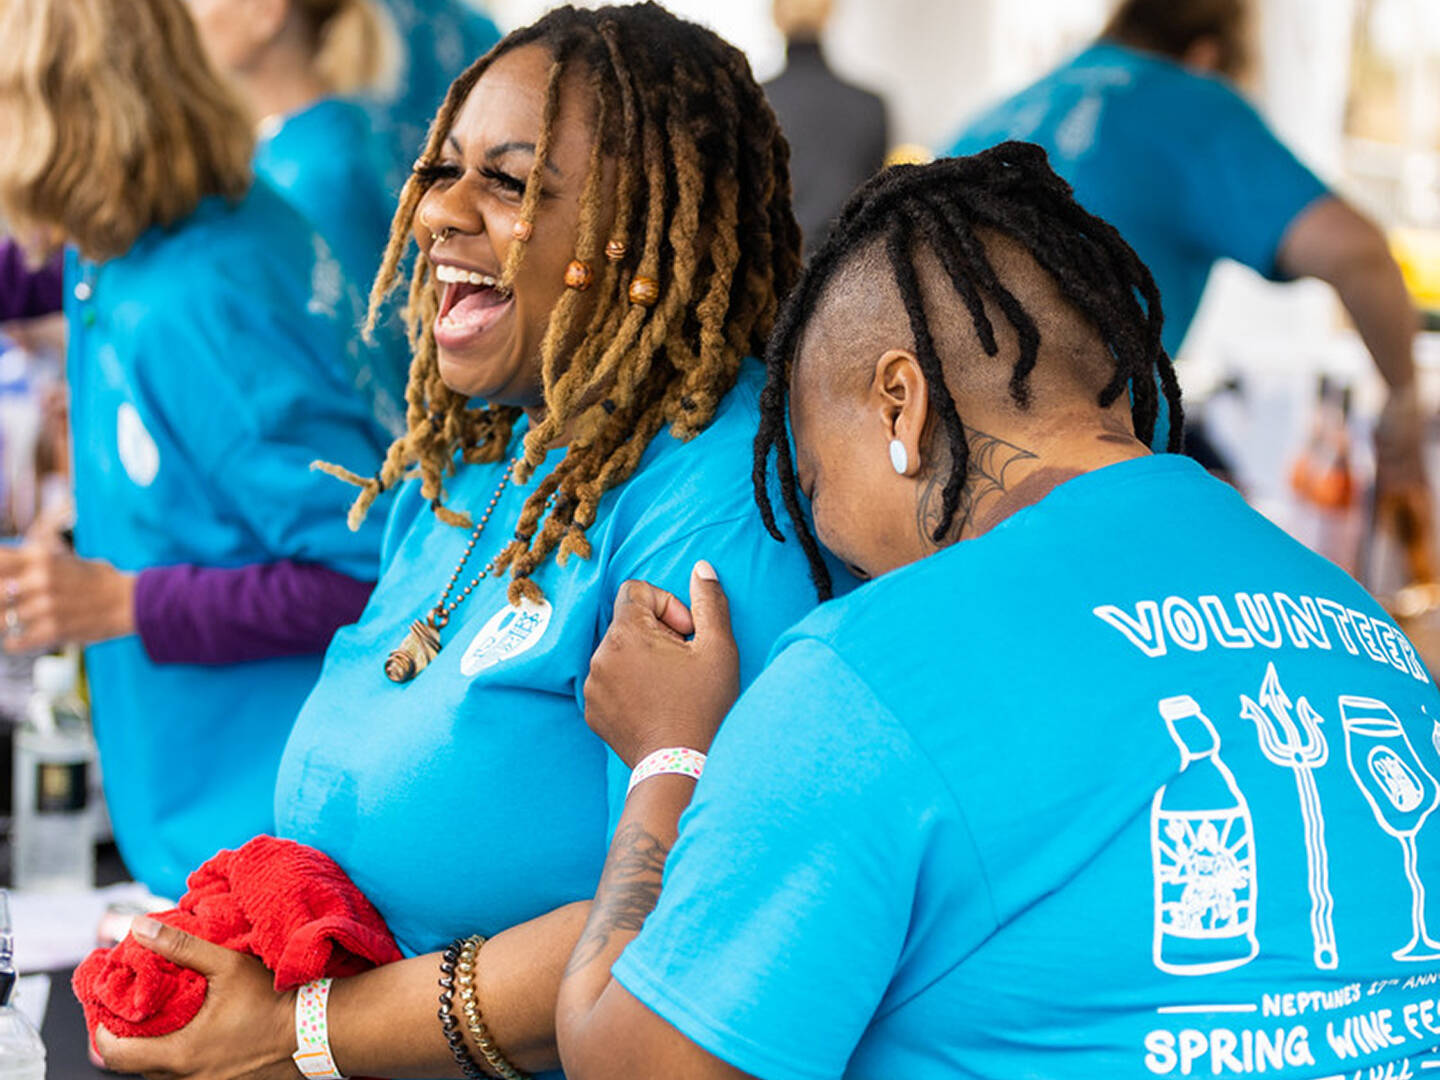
[{"x1": 1152, "y1": 695, "x2": 1260, "y2": 975}]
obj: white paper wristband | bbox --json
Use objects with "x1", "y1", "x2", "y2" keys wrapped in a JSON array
[
  {"x1": 627, "y1": 747, "x2": 707, "y2": 796},
  {"x1": 293, "y1": 977, "x2": 346, "y2": 1080}
]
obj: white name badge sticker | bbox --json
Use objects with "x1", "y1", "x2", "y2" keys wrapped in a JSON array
[
  {"x1": 116, "y1": 402, "x2": 160, "y2": 487},
  {"x1": 460, "y1": 598, "x2": 553, "y2": 677}
]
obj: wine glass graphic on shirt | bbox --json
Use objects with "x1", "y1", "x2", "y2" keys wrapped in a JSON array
[{"x1": 1340, "y1": 696, "x2": 1440, "y2": 961}]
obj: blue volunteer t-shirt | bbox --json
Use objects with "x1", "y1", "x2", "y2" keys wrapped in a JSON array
[
  {"x1": 947, "y1": 43, "x2": 1330, "y2": 357},
  {"x1": 255, "y1": 97, "x2": 408, "y2": 433},
  {"x1": 67, "y1": 182, "x2": 391, "y2": 899},
  {"x1": 618, "y1": 454, "x2": 1440, "y2": 1080},
  {"x1": 276, "y1": 361, "x2": 836, "y2": 1080}
]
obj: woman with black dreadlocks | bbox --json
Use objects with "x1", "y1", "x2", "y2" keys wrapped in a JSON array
[
  {"x1": 97, "y1": 6, "x2": 829, "y2": 1080},
  {"x1": 558, "y1": 144, "x2": 1440, "y2": 1080}
]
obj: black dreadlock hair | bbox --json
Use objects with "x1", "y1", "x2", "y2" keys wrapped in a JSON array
[{"x1": 753, "y1": 141, "x2": 1183, "y2": 599}]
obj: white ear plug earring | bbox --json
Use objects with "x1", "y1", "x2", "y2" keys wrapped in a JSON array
[{"x1": 888, "y1": 439, "x2": 909, "y2": 475}]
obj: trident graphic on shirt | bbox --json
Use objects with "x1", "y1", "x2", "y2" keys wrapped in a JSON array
[{"x1": 1240, "y1": 663, "x2": 1337, "y2": 969}]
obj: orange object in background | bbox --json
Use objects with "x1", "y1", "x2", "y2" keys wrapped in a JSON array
[
  {"x1": 1309, "y1": 455, "x2": 1355, "y2": 509},
  {"x1": 1290, "y1": 375, "x2": 1356, "y2": 510},
  {"x1": 1379, "y1": 486, "x2": 1438, "y2": 586}
]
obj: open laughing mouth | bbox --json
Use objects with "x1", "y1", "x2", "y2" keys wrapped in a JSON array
[{"x1": 434, "y1": 263, "x2": 514, "y2": 349}]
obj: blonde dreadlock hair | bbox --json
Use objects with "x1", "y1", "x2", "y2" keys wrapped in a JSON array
[{"x1": 318, "y1": 3, "x2": 801, "y2": 605}]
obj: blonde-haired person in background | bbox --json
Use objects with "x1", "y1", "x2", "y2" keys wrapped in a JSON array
[
  {"x1": 0, "y1": 0, "x2": 395, "y2": 900},
  {"x1": 186, "y1": 0, "x2": 410, "y2": 423}
]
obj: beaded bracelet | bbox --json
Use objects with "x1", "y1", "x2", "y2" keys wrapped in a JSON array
[
  {"x1": 437, "y1": 939, "x2": 489, "y2": 1080},
  {"x1": 457, "y1": 936, "x2": 529, "y2": 1080}
]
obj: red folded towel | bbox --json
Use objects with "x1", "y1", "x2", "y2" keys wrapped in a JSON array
[{"x1": 72, "y1": 835, "x2": 403, "y2": 1040}]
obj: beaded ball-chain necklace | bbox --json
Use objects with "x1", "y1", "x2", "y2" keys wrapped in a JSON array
[{"x1": 385, "y1": 458, "x2": 540, "y2": 683}]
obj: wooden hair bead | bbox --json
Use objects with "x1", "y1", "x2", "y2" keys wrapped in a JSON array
[
  {"x1": 564, "y1": 260, "x2": 594, "y2": 290},
  {"x1": 627, "y1": 276, "x2": 660, "y2": 306},
  {"x1": 604, "y1": 238, "x2": 627, "y2": 262},
  {"x1": 511, "y1": 219, "x2": 533, "y2": 242}
]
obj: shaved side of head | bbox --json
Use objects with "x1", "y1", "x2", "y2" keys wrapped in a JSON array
[{"x1": 795, "y1": 228, "x2": 1123, "y2": 427}]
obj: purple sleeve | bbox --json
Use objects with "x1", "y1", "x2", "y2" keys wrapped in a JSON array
[
  {"x1": 0, "y1": 240, "x2": 63, "y2": 322},
  {"x1": 133, "y1": 561, "x2": 375, "y2": 666}
]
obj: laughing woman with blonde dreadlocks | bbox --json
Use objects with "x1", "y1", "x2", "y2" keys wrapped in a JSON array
[{"x1": 97, "y1": 6, "x2": 834, "y2": 1080}]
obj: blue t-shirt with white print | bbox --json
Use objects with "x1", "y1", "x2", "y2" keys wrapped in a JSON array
[
  {"x1": 618, "y1": 454, "x2": 1440, "y2": 1080},
  {"x1": 947, "y1": 43, "x2": 1329, "y2": 358}
]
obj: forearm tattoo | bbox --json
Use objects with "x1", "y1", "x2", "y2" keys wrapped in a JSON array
[
  {"x1": 917, "y1": 424, "x2": 1037, "y2": 548},
  {"x1": 566, "y1": 823, "x2": 672, "y2": 975}
]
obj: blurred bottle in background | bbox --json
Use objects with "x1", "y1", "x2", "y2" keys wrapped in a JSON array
[
  {"x1": 0, "y1": 323, "x2": 80, "y2": 872},
  {"x1": 12, "y1": 653, "x2": 95, "y2": 892},
  {"x1": 1287, "y1": 374, "x2": 1363, "y2": 573},
  {"x1": 0, "y1": 337, "x2": 43, "y2": 866},
  {"x1": 1290, "y1": 375, "x2": 1356, "y2": 511},
  {"x1": 0, "y1": 893, "x2": 43, "y2": 1080},
  {"x1": 0, "y1": 345, "x2": 40, "y2": 540},
  {"x1": 0, "y1": 327, "x2": 70, "y2": 552}
]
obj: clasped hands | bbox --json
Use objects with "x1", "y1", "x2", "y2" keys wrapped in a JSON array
[{"x1": 583, "y1": 559, "x2": 741, "y2": 768}]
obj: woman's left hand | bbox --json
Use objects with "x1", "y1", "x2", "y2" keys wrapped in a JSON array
[
  {"x1": 94, "y1": 916, "x2": 296, "y2": 1080},
  {"x1": 0, "y1": 541, "x2": 135, "y2": 652},
  {"x1": 584, "y1": 561, "x2": 740, "y2": 767}
]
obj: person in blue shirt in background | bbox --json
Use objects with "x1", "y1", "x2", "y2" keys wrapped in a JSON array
[
  {"x1": 0, "y1": 0, "x2": 392, "y2": 899},
  {"x1": 185, "y1": 0, "x2": 411, "y2": 430},
  {"x1": 96, "y1": 8, "x2": 843, "y2": 1080},
  {"x1": 559, "y1": 146, "x2": 1440, "y2": 1080},
  {"x1": 370, "y1": 0, "x2": 502, "y2": 196},
  {"x1": 947, "y1": 0, "x2": 1427, "y2": 512}
]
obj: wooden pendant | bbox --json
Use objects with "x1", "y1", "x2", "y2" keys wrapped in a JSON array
[{"x1": 385, "y1": 618, "x2": 441, "y2": 683}]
